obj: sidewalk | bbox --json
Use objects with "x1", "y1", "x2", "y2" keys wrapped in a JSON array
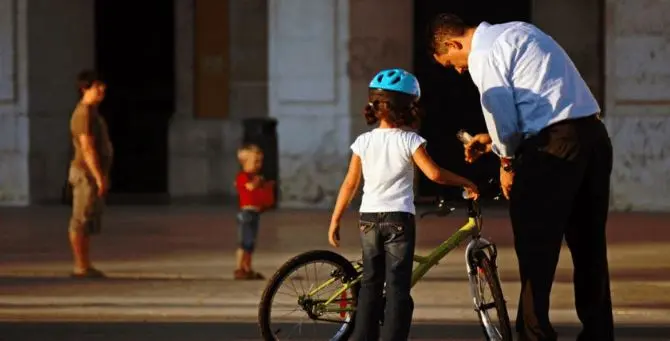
[{"x1": 1, "y1": 206, "x2": 670, "y2": 325}]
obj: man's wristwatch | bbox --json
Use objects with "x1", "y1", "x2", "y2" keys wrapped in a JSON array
[{"x1": 501, "y1": 158, "x2": 514, "y2": 173}]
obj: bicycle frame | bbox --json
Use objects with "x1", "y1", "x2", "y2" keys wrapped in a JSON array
[
  {"x1": 410, "y1": 216, "x2": 478, "y2": 287},
  {"x1": 309, "y1": 200, "x2": 498, "y2": 314}
]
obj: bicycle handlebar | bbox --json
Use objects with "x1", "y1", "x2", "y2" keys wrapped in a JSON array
[
  {"x1": 419, "y1": 178, "x2": 502, "y2": 219},
  {"x1": 419, "y1": 130, "x2": 504, "y2": 219}
]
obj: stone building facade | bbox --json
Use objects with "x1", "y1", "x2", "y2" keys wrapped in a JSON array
[{"x1": 0, "y1": 0, "x2": 668, "y2": 210}]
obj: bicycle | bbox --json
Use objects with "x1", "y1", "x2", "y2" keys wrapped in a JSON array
[{"x1": 258, "y1": 181, "x2": 513, "y2": 340}]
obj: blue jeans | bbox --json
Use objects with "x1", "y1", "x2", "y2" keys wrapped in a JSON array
[
  {"x1": 237, "y1": 210, "x2": 260, "y2": 252},
  {"x1": 351, "y1": 211, "x2": 416, "y2": 341}
]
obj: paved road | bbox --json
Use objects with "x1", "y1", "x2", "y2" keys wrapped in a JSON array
[
  {"x1": 0, "y1": 322, "x2": 669, "y2": 341},
  {"x1": 1, "y1": 206, "x2": 670, "y2": 340}
]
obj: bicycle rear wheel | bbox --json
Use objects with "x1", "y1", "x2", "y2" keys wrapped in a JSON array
[
  {"x1": 258, "y1": 250, "x2": 360, "y2": 340},
  {"x1": 471, "y1": 250, "x2": 513, "y2": 341}
]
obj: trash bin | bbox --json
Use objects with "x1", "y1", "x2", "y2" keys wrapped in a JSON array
[{"x1": 242, "y1": 118, "x2": 279, "y2": 208}]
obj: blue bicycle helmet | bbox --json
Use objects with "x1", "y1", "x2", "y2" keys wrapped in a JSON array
[{"x1": 368, "y1": 68, "x2": 421, "y2": 98}]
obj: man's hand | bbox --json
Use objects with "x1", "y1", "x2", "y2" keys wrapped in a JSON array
[
  {"x1": 500, "y1": 167, "x2": 514, "y2": 200},
  {"x1": 464, "y1": 133, "x2": 493, "y2": 164},
  {"x1": 328, "y1": 221, "x2": 341, "y2": 248}
]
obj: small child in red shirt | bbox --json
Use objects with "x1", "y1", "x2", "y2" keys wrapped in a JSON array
[{"x1": 234, "y1": 144, "x2": 275, "y2": 280}]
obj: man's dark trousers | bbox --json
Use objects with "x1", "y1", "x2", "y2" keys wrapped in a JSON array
[{"x1": 510, "y1": 115, "x2": 615, "y2": 341}]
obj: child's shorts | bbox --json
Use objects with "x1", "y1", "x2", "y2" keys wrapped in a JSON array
[{"x1": 237, "y1": 209, "x2": 260, "y2": 252}]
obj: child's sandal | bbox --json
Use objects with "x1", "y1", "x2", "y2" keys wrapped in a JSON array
[
  {"x1": 233, "y1": 269, "x2": 248, "y2": 280},
  {"x1": 247, "y1": 271, "x2": 265, "y2": 280}
]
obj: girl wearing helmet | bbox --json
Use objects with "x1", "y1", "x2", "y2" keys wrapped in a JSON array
[{"x1": 327, "y1": 68, "x2": 478, "y2": 340}]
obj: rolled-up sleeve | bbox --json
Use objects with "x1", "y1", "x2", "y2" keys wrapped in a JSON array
[{"x1": 478, "y1": 48, "x2": 521, "y2": 158}]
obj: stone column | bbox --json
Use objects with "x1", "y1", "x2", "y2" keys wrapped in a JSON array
[
  {"x1": 169, "y1": 0, "x2": 268, "y2": 202},
  {"x1": 25, "y1": 0, "x2": 94, "y2": 203},
  {"x1": 348, "y1": 0, "x2": 414, "y2": 136},
  {"x1": 268, "y1": 0, "x2": 351, "y2": 208},
  {"x1": 0, "y1": 0, "x2": 29, "y2": 205},
  {"x1": 0, "y1": 0, "x2": 94, "y2": 206},
  {"x1": 532, "y1": 0, "x2": 603, "y2": 105},
  {"x1": 604, "y1": 0, "x2": 670, "y2": 211}
]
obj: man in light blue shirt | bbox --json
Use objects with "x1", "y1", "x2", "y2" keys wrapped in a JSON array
[{"x1": 429, "y1": 14, "x2": 614, "y2": 341}]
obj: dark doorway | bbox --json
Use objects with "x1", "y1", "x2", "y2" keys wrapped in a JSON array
[
  {"x1": 94, "y1": 0, "x2": 174, "y2": 199},
  {"x1": 414, "y1": 0, "x2": 531, "y2": 199}
]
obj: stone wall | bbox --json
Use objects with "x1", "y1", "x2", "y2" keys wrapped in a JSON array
[
  {"x1": 532, "y1": 0, "x2": 603, "y2": 104},
  {"x1": 26, "y1": 0, "x2": 94, "y2": 203},
  {"x1": 348, "y1": 0, "x2": 414, "y2": 138},
  {"x1": 172, "y1": 0, "x2": 413, "y2": 208},
  {"x1": 605, "y1": 0, "x2": 670, "y2": 211},
  {"x1": 0, "y1": 0, "x2": 93, "y2": 205},
  {"x1": 169, "y1": 0, "x2": 268, "y2": 201},
  {"x1": 530, "y1": 0, "x2": 670, "y2": 211},
  {"x1": 1, "y1": 0, "x2": 668, "y2": 211},
  {"x1": 0, "y1": 0, "x2": 270, "y2": 204},
  {"x1": 0, "y1": 0, "x2": 29, "y2": 205},
  {"x1": 267, "y1": 0, "x2": 352, "y2": 208}
]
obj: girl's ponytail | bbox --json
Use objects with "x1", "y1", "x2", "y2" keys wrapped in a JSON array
[{"x1": 363, "y1": 102, "x2": 379, "y2": 126}]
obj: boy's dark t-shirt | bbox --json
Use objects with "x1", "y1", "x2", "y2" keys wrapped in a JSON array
[{"x1": 70, "y1": 102, "x2": 114, "y2": 176}]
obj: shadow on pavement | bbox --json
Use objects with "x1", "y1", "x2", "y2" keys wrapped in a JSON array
[
  {"x1": 420, "y1": 266, "x2": 670, "y2": 283},
  {"x1": 0, "y1": 322, "x2": 668, "y2": 341},
  {"x1": 0, "y1": 276, "x2": 229, "y2": 283}
]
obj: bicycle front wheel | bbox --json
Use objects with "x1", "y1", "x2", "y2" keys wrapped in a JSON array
[
  {"x1": 258, "y1": 250, "x2": 360, "y2": 340},
  {"x1": 471, "y1": 251, "x2": 513, "y2": 341}
]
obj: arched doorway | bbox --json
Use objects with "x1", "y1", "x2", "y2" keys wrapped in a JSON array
[{"x1": 94, "y1": 0, "x2": 175, "y2": 204}]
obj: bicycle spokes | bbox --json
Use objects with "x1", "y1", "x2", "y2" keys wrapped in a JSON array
[
  {"x1": 267, "y1": 260, "x2": 356, "y2": 339},
  {"x1": 471, "y1": 254, "x2": 512, "y2": 341}
]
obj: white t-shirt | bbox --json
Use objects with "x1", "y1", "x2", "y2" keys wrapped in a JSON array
[{"x1": 350, "y1": 128, "x2": 427, "y2": 215}]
